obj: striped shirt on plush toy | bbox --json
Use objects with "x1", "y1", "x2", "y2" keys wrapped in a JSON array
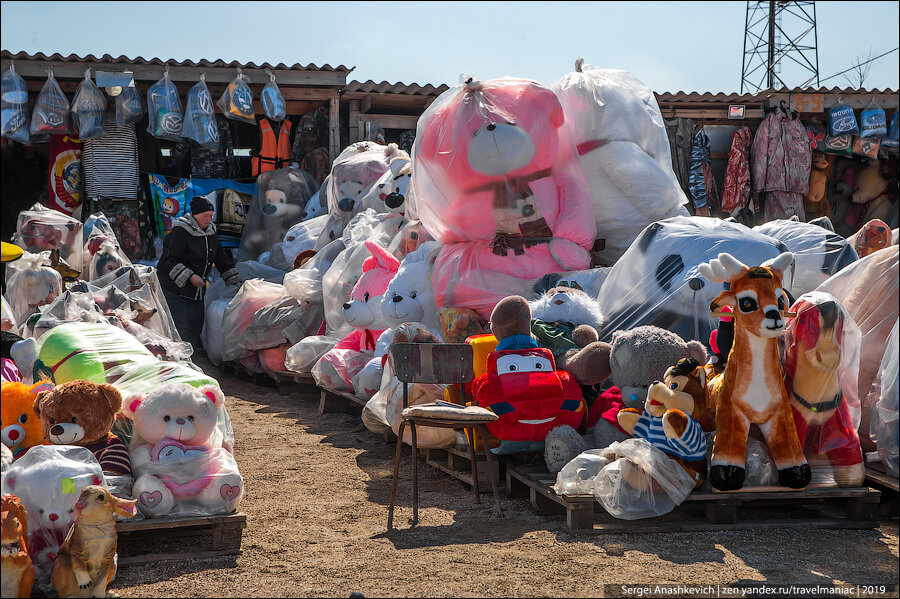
[{"x1": 632, "y1": 413, "x2": 706, "y2": 461}]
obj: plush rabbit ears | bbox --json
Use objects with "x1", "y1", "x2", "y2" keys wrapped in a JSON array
[
  {"x1": 363, "y1": 240, "x2": 400, "y2": 274},
  {"x1": 700, "y1": 252, "x2": 794, "y2": 283}
]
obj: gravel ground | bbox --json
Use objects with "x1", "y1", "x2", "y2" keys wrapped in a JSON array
[{"x1": 112, "y1": 360, "x2": 900, "y2": 598}]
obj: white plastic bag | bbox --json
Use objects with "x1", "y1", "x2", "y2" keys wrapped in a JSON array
[
  {"x1": 146, "y1": 71, "x2": 183, "y2": 141},
  {"x1": 1, "y1": 64, "x2": 30, "y2": 143},
  {"x1": 13, "y1": 203, "x2": 85, "y2": 273},
  {"x1": 261, "y1": 74, "x2": 286, "y2": 122},
  {"x1": 6, "y1": 252, "x2": 63, "y2": 328},
  {"x1": 71, "y1": 69, "x2": 107, "y2": 140},
  {"x1": 869, "y1": 319, "x2": 899, "y2": 477},
  {"x1": 218, "y1": 69, "x2": 255, "y2": 124},
  {"x1": 182, "y1": 74, "x2": 219, "y2": 148},
  {"x1": 592, "y1": 438, "x2": 696, "y2": 520},
  {"x1": 552, "y1": 449, "x2": 614, "y2": 495},
  {"x1": 115, "y1": 84, "x2": 144, "y2": 126},
  {"x1": 281, "y1": 214, "x2": 328, "y2": 265},
  {"x1": 285, "y1": 335, "x2": 340, "y2": 374},
  {"x1": 221, "y1": 279, "x2": 285, "y2": 363},
  {"x1": 30, "y1": 69, "x2": 69, "y2": 137}
]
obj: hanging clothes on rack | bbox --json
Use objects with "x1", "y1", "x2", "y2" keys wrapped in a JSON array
[
  {"x1": 720, "y1": 126, "x2": 753, "y2": 215},
  {"x1": 688, "y1": 128, "x2": 711, "y2": 212},
  {"x1": 666, "y1": 117, "x2": 694, "y2": 200},
  {"x1": 750, "y1": 105, "x2": 812, "y2": 222}
]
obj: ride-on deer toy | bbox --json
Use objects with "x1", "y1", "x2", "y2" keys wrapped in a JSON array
[{"x1": 699, "y1": 252, "x2": 812, "y2": 491}]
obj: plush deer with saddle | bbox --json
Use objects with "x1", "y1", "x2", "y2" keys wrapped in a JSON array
[{"x1": 699, "y1": 252, "x2": 811, "y2": 491}]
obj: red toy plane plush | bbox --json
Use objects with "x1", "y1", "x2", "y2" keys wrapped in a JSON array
[{"x1": 472, "y1": 347, "x2": 585, "y2": 442}]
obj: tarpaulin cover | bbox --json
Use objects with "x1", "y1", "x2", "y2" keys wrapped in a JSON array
[
  {"x1": 596, "y1": 216, "x2": 787, "y2": 345},
  {"x1": 552, "y1": 62, "x2": 689, "y2": 264}
]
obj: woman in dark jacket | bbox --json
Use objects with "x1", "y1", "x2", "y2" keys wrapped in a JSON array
[{"x1": 157, "y1": 196, "x2": 241, "y2": 350}]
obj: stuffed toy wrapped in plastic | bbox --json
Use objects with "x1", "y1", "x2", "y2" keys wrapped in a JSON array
[
  {"x1": 281, "y1": 214, "x2": 329, "y2": 266},
  {"x1": 868, "y1": 319, "x2": 898, "y2": 477},
  {"x1": 70, "y1": 69, "x2": 107, "y2": 140},
  {"x1": 244, "y1": 294, "x2": 322, "y2": 374},
  {"x1": 29, "y1": 70, "x2": 69, "y2": 138},
  {"x1": 552, "y1": 60, "x2": 689, "y2": 265},
  {"x1": 5, "y1": 252, "x2": 63, "y2": 330},
  {"x1": 597, "y1": 216, "x2": 787, "y2": 345},
  {"x1": 146, "y1": 70, "x2": 183, "y2": 141},
  {"x1": 782, "y1": 291, "x2": 864, "y2": 487},
  {"x1": 412, "y1": 75, "x2": 595, "y2": 318},
  {"x1": 1, "y1": 445, "x2": 106, "y2": 595},
  {"x1": 14, "y1": 203, "x2": 84, "y2": 273},
  {"x1": 220, "y1": 279, "x2": 286, "y2": 366},
  {"x1": 182, "y1": 74, "x2": 219, "y2": 148},
  {"x1": 1, "y1": 64, "x2": 30, "y2": 144},
  {"x1": 237, "y1": 167, "x2": 318, "y2": 262},
  {"x1": 753, "y1": 218, "x2": 858, "y2": 298}
]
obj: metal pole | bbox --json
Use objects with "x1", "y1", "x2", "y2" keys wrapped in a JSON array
[{"x1": 768, "y1": 0, "x2": 776, "y2": 89}]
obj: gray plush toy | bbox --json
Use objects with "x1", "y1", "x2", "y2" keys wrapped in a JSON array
[{"x1": 544, "y1": 325, "x2": 707, "y2": 473}]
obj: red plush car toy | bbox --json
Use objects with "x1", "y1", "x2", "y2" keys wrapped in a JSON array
[{"x1": 472, "y1": 347, "x2": 585, "y2": 442}]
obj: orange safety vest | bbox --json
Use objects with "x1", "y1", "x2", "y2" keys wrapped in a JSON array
[{"x1": 251, "y1": 118, "x2": 293, "y2": 176}]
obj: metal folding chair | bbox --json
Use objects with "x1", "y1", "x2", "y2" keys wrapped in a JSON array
[{"x1": 387, "y1": 342, "x2": 503, "y2": 528}]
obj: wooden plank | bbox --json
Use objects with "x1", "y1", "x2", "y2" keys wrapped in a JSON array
[
  {"x1": 318, "y1": 387, "x2": 366, "y2": 415},
  {"x1": 329, "y1": 97, "x2": 341, "y2": 168},
  {"x1": 390, "y1": 343, "x2": 473, "y2": 385},
  {"x1": 423, "y1": 445, "x2": 506, "y2": 493},
  {"x1": 118, "y1": 548, "x2": 240, "y2": 566},
  {"x1": 576, "y1": 518, "x2": 880, "y2": 536},
  {"x1": 117, "y1": 513, "x2": 246, "y2": 533},
  {"x1": 359, "y1": 113, "x2": 420, "y2": 130},
  {"x1": 360, "y1": 94, "x2": 374, "y2": 114},
  {"x1": 865, "y1": 465, "x2": 899, "y2": 492},
  {"x1": 349, "y1": 99, "x2": 361, "y2": 144}
]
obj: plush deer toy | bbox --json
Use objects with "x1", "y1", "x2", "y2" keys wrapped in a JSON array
[{"x1": 699, "y1": 252, "x2": 811, "y2": 491}]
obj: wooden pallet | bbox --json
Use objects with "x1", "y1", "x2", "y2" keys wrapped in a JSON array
[
  {"x1": 116, "y1": 513, "x2": 247, "y2": 565},
  {"x1": 262, "y1": 369, "x2": 320, "y2": 399},
  {"x1": 865, "y1": 462, "x2": 899, "y2": 493},
  {"x1": 507, "y1": 464, "x2": 881, "y2": 533},
  {"x1": 318, "y1": 386, "x2": 368, "y2": 415},
  {"x1": 221, "y1": 361, "x2": 273, "y2": 387},
  {"x1": 422, "y1": 444, "x2": 512, "y2": 493}
]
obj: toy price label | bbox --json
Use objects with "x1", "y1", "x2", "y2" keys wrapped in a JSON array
[
  {"x1": 791, "y1": 93, "x2": 824, "y2": 113},
  {"x1": 61, "y1": 477, "x2": 76, "y2": 494}
]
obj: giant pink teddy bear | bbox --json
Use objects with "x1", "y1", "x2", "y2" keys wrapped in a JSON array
[
  {"x1": 312, "y1": 240, "x2": 400, "y2": 391},
  {"x1": 412, "y1": 77, "x2": 596, "y2": 319}
]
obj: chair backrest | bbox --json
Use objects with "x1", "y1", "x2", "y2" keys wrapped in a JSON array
[{"x1": 389, "y1": 343, "x2": 474, "y2": 385}]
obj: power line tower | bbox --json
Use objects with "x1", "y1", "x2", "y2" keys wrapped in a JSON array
[{"x1": 741, "y1": 1, "x2": 820, "y2": 93}]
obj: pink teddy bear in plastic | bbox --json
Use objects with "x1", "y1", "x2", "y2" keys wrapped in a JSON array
[{"x1": 312, "y1": 240, "x2": 400, "y2": 391}]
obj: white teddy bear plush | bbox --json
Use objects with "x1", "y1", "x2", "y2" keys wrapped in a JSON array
[{"x1": 123, "y1": 383, "x2": 243, "y2": 518}]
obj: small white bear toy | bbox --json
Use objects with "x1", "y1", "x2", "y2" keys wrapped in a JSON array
[{"x1": 123, "y1": 383, "x2": 243, "y2": 518}]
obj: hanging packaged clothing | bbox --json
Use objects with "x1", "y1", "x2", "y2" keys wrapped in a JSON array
[
  {"x1": 190, "y1": 116, "x2": 239, "y2": 179},
  {"x1": 250, "y1": 117, "x2": 292, "y2": 176},
  {"x1": 83, "y1": 113, "x2": 140, "y2": 200},
  {"x1": 48, "y1": 135, "x2": 84, "y2": 218},
  {"x1": 1, "y1": 64, "x2": 30, "y2": 144},
  {"x1": 30, "y1": 70, "x2": 70, "y2": 138},
  {"x1": 688, "y1": 129, "x2": 711, "y2": 210},
  {"x1": 720, "y1": 126, "x2": 752, "y2": 215},
  {"x1": 666, "y1": 118, "x2": 695, "y2": 201},
  {"x1": 148, "y1": 174, "x2": 192, "y2": 234},
  {"x1": 751, "y1": 110, "x2": 812, "y2": 222},
  {"x1": 181, "y1": 75, "x2": 219, "y2": 148}
]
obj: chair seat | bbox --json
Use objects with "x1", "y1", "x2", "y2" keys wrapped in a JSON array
[{"x1": 401, "y1": 403, "x2": 498, "y2": 422}]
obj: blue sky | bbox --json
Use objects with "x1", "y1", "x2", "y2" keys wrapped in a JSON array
[{"x1": 1, "y1": 1, "x2": 897, "y2": 93}]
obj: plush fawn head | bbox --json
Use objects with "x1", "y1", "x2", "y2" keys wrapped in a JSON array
[{"x1": 699, "y1": 252, "x2": 794, "y2": 339}]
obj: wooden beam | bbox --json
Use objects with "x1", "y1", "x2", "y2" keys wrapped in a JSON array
[
  {"x1": 329, "y1": 97, "x2": 340, "y2": 166},
  {"x1": 360, "y1": 94, "x2": 374, "y2": 114},
  {"x1": 348, "y1": 99, "x2": 361, "y2": 144},
  {"x1": 0, "y1": 58, "x2": 347, "y2": 87},
  {"x1": 359, "y1": 113, "x2": 419, "y2": 130}
]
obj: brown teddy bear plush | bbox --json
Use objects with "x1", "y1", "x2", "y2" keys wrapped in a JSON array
[
  {"x1": 34, "y1": 380, "x2": 132, "y2": 477},
  {"x1": 489, "y1": 294, "x2": 612, "y2": 386},
  {"x1": 803, "y1": 153, "x2": 834, "y2": 222}
]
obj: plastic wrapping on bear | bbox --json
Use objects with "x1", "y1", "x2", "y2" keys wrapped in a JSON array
[
  {"x1": 14, "y1": 203, "x2": 84, "y2": 273},
  {"x1": 146, "y1": 70, "x2": 183, "y2": 141},
  {"x1": 869, "y1": 319, "x2": 899, "y2": 477},
  {"x1": 386, "y1": 219, "x2": 434, "y2": 259},
  {"x1": 182, "y1": 75, "x2": 219, "y2": 148},
  {"x1": 220, "y1": 279, "x2": 286, "y2": 366},
  {"x1": 285, "y1": 335, "x2": 341, "y2": 374},
  {"x1": 1, "y1": 445, "x2": 106, "y2": 595},
  {"x1": 237, "y1": 167, "x2": 318, "y2": 262},
  {"x1": 781, "y1": 291, "x2": 864, "y2": 487},
  {"x1": 218, "y1": 69, "x2": 255, "y2": 125},
  {"x1": 90, "y1": 264, "x2": 182, "y2": 343},
  {"x1": 551, "y1": 448, "x2": 613, "y2": 495},
  {"x1": 552, "y1": 61, "x2": 689, "y2": 264},
  {"x1": 29, "y1": 70, "x2": 69, "y2": 138},
  {"x1": 70, "y1": 69, "x2": 107, "y2": 140},
  {"x1": 244, "y1": 295, "x2": 322, "y2": 373},
  {"x1": 25, "y1": 284, "x2": 107, "y2": 340},
  {"x1": 281, "y1": 214, "x2": 328, "y2": 266},
  {"x1": 596, "y1": 216, "x2": 789, "y2": 345},
  {"x1": 753, "y1": 219, "x2": 858, "y2": 298},
  {"x1": 591, "y1": 438, "x2": 696, "y2": 520},
  {"x1": 89, "y1": 239, "x2": 130, "y2": 281},
  {"x1": 1, "y1": 293, "x2": 17, "y2": 332},
  {"x1": 83, "y1": 212, "x2": 125, "y2": 269},
  {"x1": 261, "y1": 74, "x2": 286, "y2": 122},
  {"x1": 1, "y1": 64, "x2": 30, "y2": 144},
  {"x1": 115, "y1": 84, "x2": 144, "y2": 126},
  {"x1": 523, "y1": 268, "x2": 611, "y2": 300},
  {"x1": 5, "y1": 252, "x2": 63, "y2": 330}
]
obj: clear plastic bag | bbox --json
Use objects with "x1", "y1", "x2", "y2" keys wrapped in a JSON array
[
  {"x1": 221, "y1": 279, "x2": 285, "y2": 364},
  {"x1": 71, "y1": 69, "x2": 107, "y2": 140},
  {"x1": 552, "y1": 61, "x2": 689, "y2": 264},
  {"x1": 89, "y1": 239, "x2": 130, "y2": 280},
  {"x1": 859, "y1": 99, "x2": 887, "y2": 139},
  {"x1": 6, "y1": 251, "x2": 63, "y2": 328},
  {"x1": 203, "y1": 298, "x2": 233, "y2": 367},
  {"x1": 261, "y1": 74, "x2": 286, "y2": 122},
  {"x1": 14, "y1": 202, "x2": 84, "y2": 272},
  {"x1": 146, "y1": 70, "x2": 183, "y2": 141},
  {"x1": 1, "y1": 63, "x2": 30, "y2": 143},
  {"x1": 524, "y1": 267, "x2": 612, "y2": 300},
  {"x1": 236, "y1": 167, "x2": 318, "y2": 262},
  {"x1": 285, "y1": 335, "x2": 340, "y2": 374},
  {"x1": 115, "y1": 84, "x2": 144, "y2": 126},
  {"x1": 1, "y1": 445, "x2": 106, "y2": 595},
  {"x1": 869, "y1": 319, "x2": 899, "y2": 477},
  {"x1": 90, "y1": 264, "x2": 181, "y2": 343},
  {"x1": 1, "y1": 293, "x2": 18, "y2": 332},
  {"x1": 29, "y1": 69, "x2": 69, "y2": 137},
  {"x1": 592, "y1": 438, "x2": 696, "y2": 520},
  {"x1": 217, "y1": 69, "x2": 255, "y2": 124},
  {"x1": 311, "y1": 347, "x2": 373, "y2": 392},
  {"x1": 301, "y1": 176, "x2": 330, "y2": 221},
  {"x1": 552, "y1": 448, "x2": 614, "y2": 495},
  {"x1": 597, "y1": 216, "x2": 788, "y2": 345},
  {"x1": 322, "y1": 142, "x2": 395, "y2": 238},
  {"x1": 243, "y1": 295, "x2": 321, "y2": 351},
  {"x1": 182, "y1": 74, "x2": 219, "y2": 148},
  {"x1": 827, "y1": 103, "x2": 859, "y2": 137},
  {"x1": 782, "y1": 291, "x2": 865, "y2": 487},
  {"x1": 281, "y1": 214, "x2": 328, "y2": 265},
  {"x1": 754, "y1": 219, "x2": 859, "y2": 298}
]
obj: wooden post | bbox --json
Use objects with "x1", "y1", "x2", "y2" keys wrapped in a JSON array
[
  {"x1": 329, "y1": 97, "x2": 340, "y2": 167},
  {"x1": 349, "y1": 99, "x2": 361, "y2": 144}
]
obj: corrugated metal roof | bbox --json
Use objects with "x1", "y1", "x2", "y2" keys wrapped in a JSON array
[
  {"x1": 1, "y1": 50, "x2": 350, "y2": 73},
  {"x1": 656, "y1": 87, "x2": 899, "y2": 103},
  {"x1": 343, "y1": 80, "x2": 449, "y2": 96}
]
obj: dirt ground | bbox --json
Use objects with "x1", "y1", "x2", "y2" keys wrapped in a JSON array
[{"x1": 113, "y1": 360, "x2": 900, "y2": 598}]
